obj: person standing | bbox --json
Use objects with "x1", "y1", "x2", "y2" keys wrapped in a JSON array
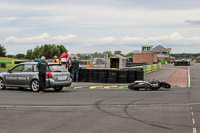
[
  {"x1": 71, "y1": 57, "x2": 79, "y2": 82},
  {"x1": 66, "y1": 56, "x2": 72, "y2": 74},
  {"x1": 53, "y1": 56, "x2": 60, "y2": 63},
  {"x1": 37, "y1": 56, "x2": 48, "y2": 93}
]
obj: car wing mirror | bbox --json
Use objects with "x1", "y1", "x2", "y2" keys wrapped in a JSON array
[{"x1": 7, "y1": 70, "x2": 11, "y2": 73}]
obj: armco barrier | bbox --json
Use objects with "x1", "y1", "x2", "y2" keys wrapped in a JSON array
[
  {"x1": 143, "y1": 65, "x2": 147, "y2": 74},
  {"x1": 147, "y1": 65, "x2": 151, "y2": 74},
  {"x1": 190, "y1": 61, "x2": 195, "y2": 65},
  {"x1": 151, "y1": 64, "x2": 154, "y2": 72},
  {"x1": 130, "y1": 62, "x2": 161, "y2": 74},
  {"x1": 153, "y1": 64, "x2": 157, "y2": 71},
  {"x1": 174, "y1": 60, "x2": 190, "y2": 66}
]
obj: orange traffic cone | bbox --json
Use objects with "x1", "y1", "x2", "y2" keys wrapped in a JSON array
[{"x1": 89, "y1": 61, "x2": 92, "y2": 68}]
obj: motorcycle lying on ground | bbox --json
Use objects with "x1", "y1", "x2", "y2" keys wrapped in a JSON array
[{"x1": 128, "y1": 80, "x2": 171, "y2": 91}]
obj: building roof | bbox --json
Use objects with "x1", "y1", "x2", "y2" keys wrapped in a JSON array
[
  {"x1": 141, "y1": 45, "x2": 153, "y2": 47},
  {"x1": 109, "y1": 54, "x2": 126, "y2": 59},
  {"x1": 152, "y1": 45, "x2": 170, "y2": 53}
]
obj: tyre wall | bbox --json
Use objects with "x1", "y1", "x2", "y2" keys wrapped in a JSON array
[
  {"x1": 78, "y1": 68, "x2": 144, "y2": 83},
  {"x1": 77, "y1": 62, "x2": 161, "y2": 83}
]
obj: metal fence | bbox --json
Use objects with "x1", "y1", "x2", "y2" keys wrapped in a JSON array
[{"x1": 74, "y1": 53, "x2": 108, "y2": 68}]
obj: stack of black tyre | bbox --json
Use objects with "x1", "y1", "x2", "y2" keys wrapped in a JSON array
[
  {"x1": 88, "y1": 69, "x2": 94, "y2": 82},
  {"x1": 98, "y1": 69, "x2": 108, "y2": 83},
  {"x1": 135, "y1": 69, "x2": 144, "y2": 80},
  {"x1": 78, "y1": 68, "x2": 144, "y2": 83},
  {"x1": 79, "y1": 69, "x2": 89, "y2": 82},
  {"x1": 78, "y1": 69, "x2": 84, "y2": 82},
  {"x1": 127, "y1": 69, "x2": 136, "y2": 83},
  {"x1": 107, "y1": 70, "x2": 118, "y2": 83},
  {"x1": 118, "y1": 70, "x2": 128, "y2": 83},
  {"x1": 93, "y1": 69, "x2": 99, "y2": 83}
]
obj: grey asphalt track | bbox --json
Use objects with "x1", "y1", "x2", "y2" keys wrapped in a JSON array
[{"x1": 0, "y1": 63, "x2": 199, "y2": 133}]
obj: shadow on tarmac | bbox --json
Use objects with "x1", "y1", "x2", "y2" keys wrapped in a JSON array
[{"x1": 0, "y1": 87, "x2": 75, "y2": 93}]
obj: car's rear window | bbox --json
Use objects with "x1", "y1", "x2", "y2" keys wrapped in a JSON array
[{"x1": 49, "y1": 65, "x2": 67, "y2": 72}]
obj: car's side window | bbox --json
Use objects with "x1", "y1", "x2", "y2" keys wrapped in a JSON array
[
  {"x1": 33, "y1": 65, "x2": 38, "y2": 72},
  {"x1": 33, "y1": 65, "x2": 49, "y2": 72},
  {"x1": 11, "y1": 65, "x2": 24, "y2": 73},
  {"x1": 22, "y1": 65, "x2": 33, "y2": 72}
]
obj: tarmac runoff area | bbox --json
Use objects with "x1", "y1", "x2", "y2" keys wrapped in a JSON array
[
  {"x1": 71, "y1": 64, "x2": 189, "y2": 89},
  {"x1": 0, "y1": 64, "x2": 199, "y2": 133}
]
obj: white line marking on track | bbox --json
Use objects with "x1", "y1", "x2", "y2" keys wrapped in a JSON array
[
  {"x1": 191, "y1": 112, "x2": 194, "y2": 116},
  {"x1": 193, "y1": 128, "x2": 197, "y2": 133},
  {"x1": 192, "y1": 119, "x2": 196, "y2": 125},
  {"x1": 188, "y1": 66, "x2": 191, "y2": 87}
]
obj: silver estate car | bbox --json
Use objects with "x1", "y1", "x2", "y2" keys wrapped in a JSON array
[{"x1": 0, "y1": 62, "x2": 72, "y2": 92}]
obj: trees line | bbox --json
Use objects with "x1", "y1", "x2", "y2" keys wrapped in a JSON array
[
  {"x1": 0, "y1": 44, "x2": 67, "y2": 59},
  {"x1": 1, "y1": 44, "x2": 200, "y2": 60}
]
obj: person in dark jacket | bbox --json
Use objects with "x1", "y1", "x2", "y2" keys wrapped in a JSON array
[
  {"x1": 71, "y1": 57, "x2": 79, "y2": 82},
  {"x1": 36, "y1": 56, "x2": 48, "y2": 93}
]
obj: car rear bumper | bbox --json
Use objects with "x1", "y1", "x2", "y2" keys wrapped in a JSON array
[{"x1": 47, "y1": 79, "x2": 72, "y2": 87}]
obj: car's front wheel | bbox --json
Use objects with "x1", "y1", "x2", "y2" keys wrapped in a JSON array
[
  {"x1": 0, "y1": 78, "x2": 5, "y2": 90},
  {"x1": 54, "y1": 87, "x2": 63, "y2": 92},
  {"x1": 31, "y1": 79, "x2": 40, "y2": 92}
]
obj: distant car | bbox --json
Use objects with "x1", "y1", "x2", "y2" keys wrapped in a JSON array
[{"x1": 0, "y1": 62, "x2": 72, "y2": 92}]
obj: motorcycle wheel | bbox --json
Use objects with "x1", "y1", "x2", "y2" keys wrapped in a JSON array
[{"x1": 160, "y1": 82, "x2": 171, "y2": 89}]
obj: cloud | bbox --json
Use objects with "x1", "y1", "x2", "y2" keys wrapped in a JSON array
[
  {"x1": 99, "y1": 37, "x2": 117, "y2": 43},
  {"x1": 121, "y1": 32, "x2": 183, "y2": 43},
  {"x1": 169, "y1": 32, "x2": 183, "y2": 40},
  {"x1": 0, "y1": 27, "x2": 24, "y2": 33},
  {"x1": 4, "y1": 33, "x2": 77, "y2": 44},
  {"x1": 1, "y1": 1, "x2": 200, "y2": 54},
  {"x1": 185, "y1": 20, "x2": 200, "y2": 25},
  {"x1": 3, "y1": 32, "x2": 200, "y2": 47}
]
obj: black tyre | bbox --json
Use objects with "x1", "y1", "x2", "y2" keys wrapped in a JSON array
[
  {"x1": 118, "y1": 78, "x2": 127, "y2": 83},
  {"x1": 107, "y1": 70, "x2": 118, "y2": 83},
  {"x1": 98, "y1": 70, "x2": 108, "y2": 83},
  {"x1": 128, "y1": 70, "x2": 136, "y2": 83},
  {"x1": 160, "y1": 82, "x2": 171, "y2": 89},
  {"x1": 135, "y1": 70, "x2": 144, "y2": 80},
  {"x1": 54, "y1": 86, "x2": 63, "y2": 92},
  {"x1": 93, "y1": 70, "x2": 99, "y2": 83},
  {"x1": 31, "y1": 79, "x2": 40, "y2": 92},
  {"x1": 88, "y1": 69, "x2": 94, "y2": 82},
  {"x1": 0, "y1": 78, "x2": 5, "y2": 90},
  {"x1": 118, "y1": 70, "x2": 128, "y2": 83}
]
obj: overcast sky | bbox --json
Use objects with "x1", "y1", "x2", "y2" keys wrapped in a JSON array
[{"x1": 0, "y1": 0, "x2": 200, "y2": 55}]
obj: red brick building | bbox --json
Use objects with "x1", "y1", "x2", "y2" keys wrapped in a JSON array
[{"x1": 133, "y1": 45, "x2": 173, "y2": 63}]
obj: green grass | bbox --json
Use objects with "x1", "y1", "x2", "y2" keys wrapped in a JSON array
[
  {"x1": 0, "y1": 57, "x2": 28, "y2": 62},
  {"x1": 0, "y1": 65, "x2": 14, "y2": 71}
]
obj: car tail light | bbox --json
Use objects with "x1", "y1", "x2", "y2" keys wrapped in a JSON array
[
  {"x1": 128, "y1": 84, "x2": 131, "y2": 89},
  {"x1": 46, "y1": 72, "x2": 53, "y2": 78}
]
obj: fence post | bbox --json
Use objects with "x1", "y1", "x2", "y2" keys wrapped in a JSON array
[
  {"x1": 104, "y1": 53, "x2": 108, "y2": 68},
  {"x1": 90, "y1": 54, "x2": 93, "y2": 68}
]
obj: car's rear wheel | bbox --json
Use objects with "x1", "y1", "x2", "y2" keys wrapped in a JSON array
[
  {"x1": 0, "y1": 78, "x2": 5, "y2": 90},
  {"x1": 54, "y1": 87, "x2": 63, "y2": 92},
  {"x1": 31, "y1": 79, "x2": 40, "y2": 92}
]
